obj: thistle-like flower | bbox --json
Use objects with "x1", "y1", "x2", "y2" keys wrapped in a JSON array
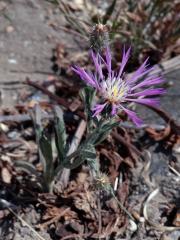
[{"x1": 72, "y1": 47, "x2": 165, "y2": 126}]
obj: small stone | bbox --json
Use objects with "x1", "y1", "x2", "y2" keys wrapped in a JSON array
[
  {"x1": 1, "y1": 167, "x2": 12, "y2": 184},
  {"x1": 128, "y1": 219, "x2": 137, "y2": 232},
  {"x1": 0, "y1": 123, "x2": 9, "y2": 132},
  {"x1": 6, "y1": 25, "x2": 14, "y2": 33}
]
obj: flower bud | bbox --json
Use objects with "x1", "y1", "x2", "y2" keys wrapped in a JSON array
[{"x1": 90, "y1": 23, "x2": 110, "y2": 52}]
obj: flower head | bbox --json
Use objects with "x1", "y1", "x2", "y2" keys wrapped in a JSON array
[{"x1": 72, "y1": 47, "x2": 165, "y2": 126}]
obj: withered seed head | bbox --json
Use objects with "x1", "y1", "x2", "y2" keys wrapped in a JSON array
[{"x1": 94, "y1": 172, "x2": 111, "y2": 192}]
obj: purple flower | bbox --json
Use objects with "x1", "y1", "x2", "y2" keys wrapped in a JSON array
[{"x1": 72, "y1": 47, "x2": 165, "y2": 126}]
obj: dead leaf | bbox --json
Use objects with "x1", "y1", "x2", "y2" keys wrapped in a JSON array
[
  {"x1": 146, "y1": 124, "x2": 171, "y2": 141},
  {"x1": 173, "y1": 210, "x2": 180, "y2": 227}
]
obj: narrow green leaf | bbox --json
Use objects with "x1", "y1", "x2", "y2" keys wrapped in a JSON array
[
  {"x1": 39, "y1": 131, "x2": 54, "y2": 185},
  {"x1": 82, "y1": 144, "x2": 99, "y2": 176},
  {"x1": 80, "y1": 87, "x2": 95, "y2": 120},
  {"x1": 64, "y1": 144, "x2": 97, "y2": 170},
  {"x1": 87, "y1": 120, "x2": 119, "y2": 145},
  {"x1": 54, "y1": 106, "x2": 67, "y2": 164},
  {"x1": 34, "y1": 105, "x2": 46, "y2": 174},
  {"x1": 95, "y1": 121, "x2": 119, "y2": 145},
  {"x1": 64, "y1": 155, "x2": 85, "y2": 170}
]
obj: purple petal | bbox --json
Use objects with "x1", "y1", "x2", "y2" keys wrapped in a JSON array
[
  {"x1": 120, "y1": 105, "x2": 143, "y2": 126},
  {"x1": 71, "y1": 66, "x2": 96, "y2": 87},
  {"x1": 131, "y1": 77, "x2": 164, "y2": 90},
  {"x1": 111, "y1": 70, "x2": 115, "y2": 79},
  {"x1": 111, "y1": 104, "x2": 117, "y2": 116},
  {"x1": 127, "y1": 58, "x2": 154, "y2": 84},
  {"x1": 91, "y1": 51, "x2": 103, "y2": 79},
  {"x1": 129, "y1": 88, "x2": 166, "y2": 97},
  {"x1": 92, "y1": 103, "x2": 107, "y2": 117},
  {"x1": 88, "y1": 70, "x2": 100, "y2": 89},
  {"x1": 118, "y1": 46, "x2": 131, "y2": 78},
  {"x1": 125, "y1": 98, "x2": 160, "y2": 107},
  {"x1": 105, "y1": 47, "x2": 112, "y2": 76}
]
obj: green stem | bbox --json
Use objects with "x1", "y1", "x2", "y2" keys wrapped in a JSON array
[{"x1": 110, "y1": 188, "x2": 135, "y2": 221}]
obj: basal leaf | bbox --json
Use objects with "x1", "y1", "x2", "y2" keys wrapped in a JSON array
[
  {"x1": 39, "y1": 131, "x2": 54, "y2": 186},
  {"x1": 34, "y1": 105, "x2": 46, "y2": 175},
  {"x1": 54, "y1": 106, "x2": 67, "y2": 164}
]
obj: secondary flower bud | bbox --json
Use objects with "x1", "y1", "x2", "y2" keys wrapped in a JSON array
[{"x1": 90, "y1": 23, "x2": 109, "y2": 52}]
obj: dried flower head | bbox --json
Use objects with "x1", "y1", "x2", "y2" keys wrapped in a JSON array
[
  {"x1": 72, "y1": 47, "x2": 165, "y2": 126},
  {"x1": 94, "y1": 172, "x2": 111, "y2": 192},
  {"x1": 90, "y1": 23, "x2": 109, "y2": 52}
]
